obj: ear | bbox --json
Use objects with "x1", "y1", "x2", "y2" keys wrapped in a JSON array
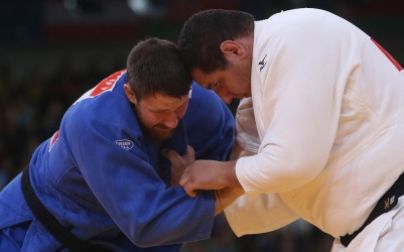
[
  {"x1": 219, "y1": 40, "x2": 247, "y2": 61},
  {"x1": 124, "y1": 83, "x2": 137, "y2": 104}
]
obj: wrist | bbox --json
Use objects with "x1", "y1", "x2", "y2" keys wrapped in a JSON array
[
  {"x1": 214, "y1": 186, "x2": 244, "y2": 215},
  {"x1": 224, "y1": 160, "x2": 242, "y2": 188}
]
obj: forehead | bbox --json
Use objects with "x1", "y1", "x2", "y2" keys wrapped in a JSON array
[{"x1": 140, "y1": 92, "x2": 189, "y2": 110}]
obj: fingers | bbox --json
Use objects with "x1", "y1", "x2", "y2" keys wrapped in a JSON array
[
  {"x1": 185, "y1": 187, "x2": 197, "y2": 197},
  {"x1": 163, "y1": 149, "x2": 187, "y2": 186},
  {"x1": 162, "y1": 146, "x2": 194, "y2": 165},
  {"x1": 181, "y1": 182, "x2": 197, "y2": 197},
  {"x1": 179, "y1": 172, "x2": 189, "y2": 189},
  {"x1": 179, "y1": 171, "x2": 197, "y2": 197},
  {"x1": 162, "y1": 146, "x2": 197, "y2": 196},
  {"x1": 162, "y1": 149, "x2": 185, "y2": 167},
  {"x1": 184, "y1": 145, "x2": 195, "y2": 164}
]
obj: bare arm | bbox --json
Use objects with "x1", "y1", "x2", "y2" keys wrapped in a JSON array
[
  {"x1": 214, "y1": 186, "x2": 244, "y2": 215},
  {"x1": 165, "y1": 149, "x2": 244, "y2": 208},
  {"x1": 179, "y1": 160, "x2": 242, "y2": 197}
]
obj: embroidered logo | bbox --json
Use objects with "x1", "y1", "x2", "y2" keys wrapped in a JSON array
[
  {"x1": 115, "y1": 139, "x2": 134, "y2": 150},
  {"x1": 258, "y1": 54, "x2": 267, "y2": 72}
]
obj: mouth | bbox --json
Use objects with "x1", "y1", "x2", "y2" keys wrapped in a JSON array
[
  {"x1": 153, "y1": 126, "x2": 176, "y2": 136},
  {"x1": 147, "y1": 127, "x2": 175, "y2": 140},
  {"x1": 154, "y1": 125, "x2": 175, "y2": 131},
  {"x1": 159, "y1": 128, "x2": 174, "y2": 134}
]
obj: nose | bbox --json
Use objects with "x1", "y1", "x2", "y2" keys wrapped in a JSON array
[
  {"x1": 214, "y1": 86, "x2": 233, "y2": 104},
  {"x1": 163, "y1": 112, "x2": 179, "y2": 129}
]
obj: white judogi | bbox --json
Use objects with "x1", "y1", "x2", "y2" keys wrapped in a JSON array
[{"x1": 224, "y1": 8, "x2": 404, "y2": 251}]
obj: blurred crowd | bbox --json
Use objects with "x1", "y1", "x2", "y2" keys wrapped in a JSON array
[{"x1": 0, "y1": 58, "x2": 112, "y2": 187}]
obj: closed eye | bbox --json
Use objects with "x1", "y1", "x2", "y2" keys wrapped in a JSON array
[{"x1": 207, "y1": 82, "x2": 220, "y2": 90}]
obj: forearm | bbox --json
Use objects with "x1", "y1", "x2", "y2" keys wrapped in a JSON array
[
  {"x1": 214, "y1": 187, "x2": 245, "y2": 215},
  {"x1": 179, "y1": 159, "x2": 242, "y2": 197}
]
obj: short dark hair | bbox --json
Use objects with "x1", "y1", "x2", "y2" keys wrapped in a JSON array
[
  {"x1": 126, "y1": 38, "x2": 192, "y2": 100},
  {"x1": 177, "y1": 9, "x2": 254, "y2": 73}
]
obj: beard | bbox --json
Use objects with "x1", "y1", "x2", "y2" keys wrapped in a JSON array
[{"x1": 144, "y1": 126, "x2": 176, "y2": 140}]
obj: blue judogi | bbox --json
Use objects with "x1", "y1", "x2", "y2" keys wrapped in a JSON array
[{"x1": 0, "y1": 70, "x2": 235, "y2": 251}]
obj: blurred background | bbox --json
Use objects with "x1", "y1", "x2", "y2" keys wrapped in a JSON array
[{"x1": 0, "y1": 0, "x2": 403, "y2": 251}]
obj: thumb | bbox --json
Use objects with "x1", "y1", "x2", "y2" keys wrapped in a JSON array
[{"x1": 180, "y1": 177, "x2": 197, "y2": 197}]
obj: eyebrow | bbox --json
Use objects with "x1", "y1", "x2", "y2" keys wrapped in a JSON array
[{"x1": 148, "y1": 98, "x2": 189, "y2": 113}]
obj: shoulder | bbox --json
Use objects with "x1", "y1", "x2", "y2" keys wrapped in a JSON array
[
  {"x1": 256, "y1": 8, "x2": 357, "y2": 43},
  {"x1": 62, "y1": 71, "x2": 143, "y2": 142}
]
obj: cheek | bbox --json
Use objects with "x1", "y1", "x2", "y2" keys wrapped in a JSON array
[
  {"x1": 233, "y1": 73, "x2": 247, "y2": 93},
  {"x1": 230, "y1": 67, "x2": 246, "y2": 87},
  {"x1": 139, "y1": 112, "x2": 161, "y2": 127}
]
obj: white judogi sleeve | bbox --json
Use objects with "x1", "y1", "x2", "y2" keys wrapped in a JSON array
[
  {"x1": 224, "y1": 192, "x2": 298, "y2": 236},
  {"x1": 226, "y1": 98, "x2": 298, "y2": 236}
]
